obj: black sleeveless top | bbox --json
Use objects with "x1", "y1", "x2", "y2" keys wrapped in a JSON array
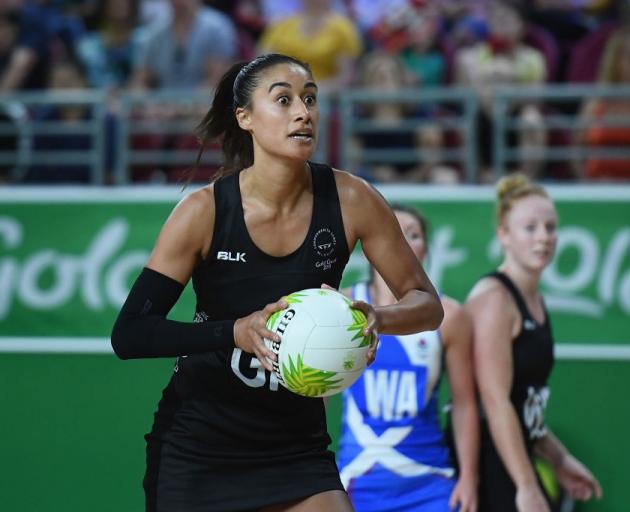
[
  {"x1": 148, "y1": 162, "x2": 350, "y2": 461},
  {"x1": 488, "y1": 271, "x2": 554, "y2": 446}
]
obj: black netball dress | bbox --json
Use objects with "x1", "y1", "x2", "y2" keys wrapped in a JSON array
[
  {"x1": 478, "y1": 271, "x2": 555, "y2": 512},
  {"x1": 144, "y1": 163, "x2": 351, "y2": 511}
]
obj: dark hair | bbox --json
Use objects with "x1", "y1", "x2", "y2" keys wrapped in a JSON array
[
  {"x1": 193, "y1": 53, "x2": 312, "y2": 181},
  {"x1": 390, "y1": 203, "x2": 430, "y2": 245}
]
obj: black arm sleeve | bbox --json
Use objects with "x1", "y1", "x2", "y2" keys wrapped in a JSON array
[{"x1": 110, "y1": 267, "x2": 235, "y2": 360}]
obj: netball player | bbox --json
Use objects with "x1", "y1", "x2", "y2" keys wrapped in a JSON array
[
  {"x1": 466, "y1": 174, "x2": 602, "y2": 511},
  {"x1": 111, "y1": 53, "x2": 443, "y2": 511},
  {"x1": 337, "y1": 205, "x2": 479, "y2": 512}
]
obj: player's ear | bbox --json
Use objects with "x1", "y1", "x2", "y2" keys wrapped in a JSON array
[{"x1": 236, "y1": 107, "x2": 251, "y2": 131}]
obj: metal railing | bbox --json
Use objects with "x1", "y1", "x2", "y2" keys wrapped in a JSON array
[
  {"x1": 492, "y1": 84, "x2": 630, "y2": 179},
  {"x1": 0, "y1": 90, "x2": 108, "y2": 184},
  {"x1": 115, "y1": 91, "x2": 331, "y2": 185},
  {"x1": 338, "y1": 87, "x2": 478, "y2": 182},
  {"x1": 1, "y1": 85, "x2": 630, "y2": 185}
]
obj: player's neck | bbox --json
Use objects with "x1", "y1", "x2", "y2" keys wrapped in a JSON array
[
  {"x1": 241, "y1": 161, "x2": 311, "y2": 211},
  {"x1": 498, "y1": 262, "x2": 541, "y2": 301}
]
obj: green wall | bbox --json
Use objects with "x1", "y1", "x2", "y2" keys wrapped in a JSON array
[
  {"x1": 1, "y1": 186, "x2": 628, "y2": 511},
  {"x1": 0, "y1": 355, "x2": 625, "y2": 511}
]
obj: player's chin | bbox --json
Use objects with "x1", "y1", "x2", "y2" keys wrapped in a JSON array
[{"x1": 286, "y1": 137, "x2": 316, "y2": 156}]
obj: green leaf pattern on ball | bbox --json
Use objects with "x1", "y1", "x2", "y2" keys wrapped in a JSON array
[
  {"x1": 266, "y1": 291, "x2": 308, "y2": 329},
  {"x1": 347, "y1": 308, "x2": 371, "y2": 347},
  {"x1": 282, "y1": 354, "x2": 343, "y2": 397}
]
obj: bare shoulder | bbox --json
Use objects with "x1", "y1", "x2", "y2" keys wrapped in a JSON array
[
  {"x1": 148, "y1": 183, "x2": 216, "y2": 280},
  {"x1": 332, "y1": 168, "x2": 380, "y2": 206},
  {"x1": 175, "y1": 184, "x2": 215, "y2": 220},
  {"x1": 465, "y1": 276, "x2": 519, "y2": 333},
  {"x1": 466, "y1": 276, "x2": 511, "y2": 306},
  {"x1": 332, "y1": 168, "x2": 393, "y2": 238}
]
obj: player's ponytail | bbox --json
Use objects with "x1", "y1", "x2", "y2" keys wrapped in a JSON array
[
  {"x1": 496, "y1": 173, "x2": 548, "y2": 226},
  {"x1": 194, "y1": 61, "x2": 252, "y2": 180},
  {"x1": 193, "y1": 54, "x2": 312, "y2": 183}
]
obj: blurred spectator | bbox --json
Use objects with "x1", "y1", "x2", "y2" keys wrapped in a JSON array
[
  {"x1": 455, "y1": 1, "x2": 548, "y2": 179},
  {"x1": 76, "y1": 0, "x2": 142, "y2": 90},
  {"x1": 576, "y1": 25, "x2": 630, "y2": 180},
  {"x1": 0, "y1": 0, "x2": 54, "y2": 92},
  {"x1": 131, "y1": 0, "x2": 236, "y2": 90},
  {"x1": 23, "y1": 57, "x2": 109, "y2": 183},
  {"x1": 524, "y1": 0, "x2": 617, "y2": 79},
  {"x1": 258, "y1": 0, "x2": 362, "y2": 92},
  {"x1": 0, "y1": 0, "x2": 84, "y2": 92},
  {"x1": 348, "y1": 0, "x2": 408, "y2": 35},
  {"x1": 350, "y1": 51, "x2": 459, "y2": 183},
  {"x1": 368, "y1": 2, "x2": 446, "y2": 86},
  {"x1": 0, "y1": 8, "x2": 20, "y2": 73},
  {"x1": 449, "y1": 12, "x2": 489, "y2": 50},
  {"x1": 259, "y1": 0, "x2": 349, "y2": 24}
]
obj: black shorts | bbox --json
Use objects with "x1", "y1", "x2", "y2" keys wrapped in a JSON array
[{"x1": 144, "y1": 437, "x2": 345, "y2": 512}]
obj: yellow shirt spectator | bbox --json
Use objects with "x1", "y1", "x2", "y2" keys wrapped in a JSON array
[{"x1": 259, "y1": 13, "x2": 362, "y2": 85}]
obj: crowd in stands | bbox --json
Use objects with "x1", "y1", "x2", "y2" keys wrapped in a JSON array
[{"x1": 0, "y1": 0, "x2": 629, "y2": 184}]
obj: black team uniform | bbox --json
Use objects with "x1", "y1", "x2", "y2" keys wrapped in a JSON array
[
  {"x1": 478, "y1": 271, "x2": 554, "y2": 512},
  {"x1": 144, "y1": 163, "x2": 350, "y2": 511}
]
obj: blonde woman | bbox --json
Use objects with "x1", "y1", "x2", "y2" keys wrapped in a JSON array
[{"x1": 466, "y1": 174, "x2": 602, "y2": 511}]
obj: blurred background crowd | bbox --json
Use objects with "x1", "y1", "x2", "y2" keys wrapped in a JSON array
[{"x1": 1, "y1": 0, "x2": 630, "y2": 185}]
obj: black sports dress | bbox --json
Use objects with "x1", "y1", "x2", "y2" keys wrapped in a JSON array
[
  {"x1": 478, "y1": 271, "x2": 555, "y2": 511},
  {"x1": 144, "y1": 163, "x2": 351, "y2": 511}
]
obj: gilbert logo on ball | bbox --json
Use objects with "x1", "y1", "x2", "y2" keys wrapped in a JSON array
[{"x1": 265, "y1": 288, "x2": 371, "y2": 398}]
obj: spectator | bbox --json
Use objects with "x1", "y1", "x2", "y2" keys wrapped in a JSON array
[
  {"x1": 259, "y1": 0, "x2": 349, "y2": 24},
  {"x1": 455, "y1": 0, "x2": 548, "y2": 180},
  {"x1": 0, "y1": 8, "x2": 19, "y2": 76},
  {"x1": 368, "y1": 2, "x2": 447, "y2": 86},
  {"x1": 350, "y1": 51, "x2": 459, "y2": 183},
  {"x1": 24, "y1": 57, "x2": 109, "y2": 183},
  {"x1": 76, "y1": 0, "x2": 142, "y2": 90},
  {"x1": 131, "y1": 0, "x2": 237, "y2": 90},
  {"x1": 258, "y1": 0, "x2": 362, "y2": 92},
  {"x1": 0, "y1": 0, "x2": 82, "y2": 91},
  {"x1": 576, "y1": 25, "x2": 630, "y2": 180}
]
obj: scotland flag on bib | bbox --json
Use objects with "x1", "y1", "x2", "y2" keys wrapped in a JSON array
[{"x1": 337, "y1": 283, "x2": 456, "y2": 512}]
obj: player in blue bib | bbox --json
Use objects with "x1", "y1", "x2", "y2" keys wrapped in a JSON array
[{"x1": 337, "y1": 205, "x2": 479, "y2": 512}]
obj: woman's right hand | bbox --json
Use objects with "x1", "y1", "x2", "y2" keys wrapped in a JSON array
[
  {"x1": 233, "y1": 299, "x2": 288, "y2": 371},
  {"x1": 515, "y1": 484, "x2": 550, "y2": 512}
]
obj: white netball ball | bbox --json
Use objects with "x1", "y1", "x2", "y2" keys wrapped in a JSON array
[{"x1": 265, "y1": 288, "x2": 371, "y2": 398}]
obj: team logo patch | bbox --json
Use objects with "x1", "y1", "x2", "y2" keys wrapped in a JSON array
[{"x1": 313, "y1": 228, "x2": 336, "y2": 257}]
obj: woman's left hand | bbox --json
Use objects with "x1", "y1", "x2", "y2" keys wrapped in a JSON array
[
  {"x1": 449, "y1": 475, "x2": 478, "y2": 512},
  {"x1": 349, "y1": 299, "x2": 380, "y2": 365},
  {"x1": 556, "y1": 453, "x2": 602, "y2": 501},
  {"x1": 320, "y1": 283, "x2": 380, "y2": 365}
]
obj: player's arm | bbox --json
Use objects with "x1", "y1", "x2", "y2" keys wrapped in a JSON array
[
  {"x1": 441, "y1": 297, "x2": 479, "y2": 512},
  {"x1": 534, "y1": 429, "x2": 602, "y2": 502},
  {"x1": 110, "y1": 187, "x2": 283, "y2": 367},
  {"x1": 466, "y1": 284, "x2": 549, "y2": 511},
  {"x1": 336, "y1": 171, "x2": 443, "y2": 335}
]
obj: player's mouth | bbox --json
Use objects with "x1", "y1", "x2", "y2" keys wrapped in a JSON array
[{"x1": 288, "y1": 129, "x2": 314, "y2": 141}]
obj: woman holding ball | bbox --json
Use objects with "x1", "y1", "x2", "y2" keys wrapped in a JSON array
[
  {"x1": 110, "y1": 53, "x2": 443, "y2": 511},
  {"x1": 337, "y1": 205, "x2": 479, "y2": 512},
  {"x1": 467, "y1": 174, "x2": 602, "y2": 511}
]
